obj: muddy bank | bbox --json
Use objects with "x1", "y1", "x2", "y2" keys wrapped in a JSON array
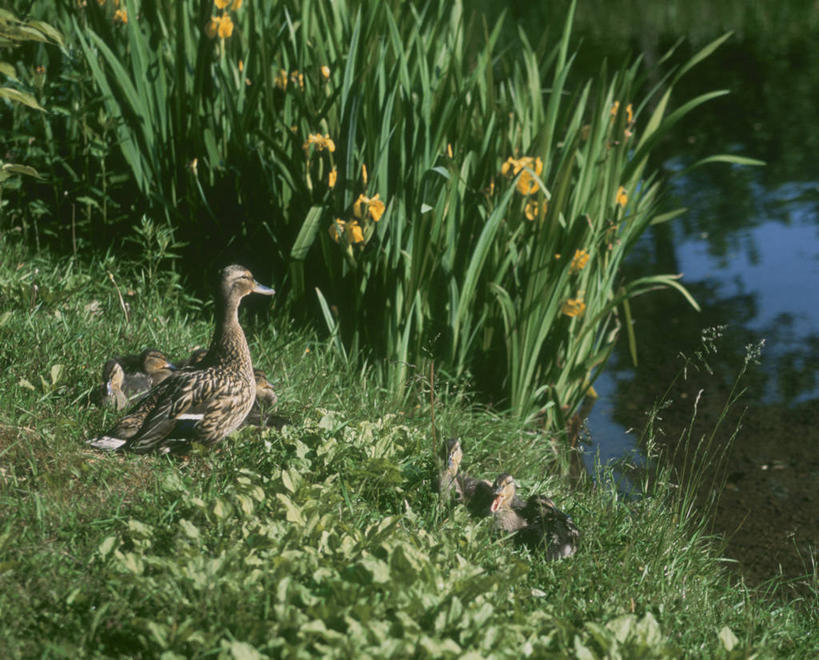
[{"x1": 596, "y1": 349, "x2": 819, "y2": 592}]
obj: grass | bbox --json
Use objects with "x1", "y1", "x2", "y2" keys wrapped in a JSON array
[{"x1": 1, "y1": 237, "x2": 817, "y2": 658}]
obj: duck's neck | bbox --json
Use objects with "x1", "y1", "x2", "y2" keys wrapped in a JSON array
[{"x1": 208, "y1": 295, "x2": 251, "y2": 372}]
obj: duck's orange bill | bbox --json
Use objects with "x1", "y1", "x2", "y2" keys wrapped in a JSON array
[{"x1": 490, "y1": 496, "x2": 502, "y2": 513}]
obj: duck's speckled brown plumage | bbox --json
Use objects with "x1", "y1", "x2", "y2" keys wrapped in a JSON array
[
  {"x1": 177, "y1": 348, "x2": 209, "y2": 369},
  {"x1": 88, "y1": 265, "x2": 274, "y2": 453},
  {"x1": 437, "y1": 437, "x2": 463, "y2": 498},
  {"x1": 490, "y1": 474, "x2": 580, "y2": 560}
]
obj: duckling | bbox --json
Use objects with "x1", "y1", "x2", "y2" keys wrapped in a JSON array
[
  {"x1": 176, "y1": 348, "x2": 208, "y2": 369},
  {"x1": 240, "y1": 368, "x2": 284, "y2": 428},
  {"x1": 490, "y1": 473, "x2": 579, "y2": 560},
  {"x1": 438, "y1": 437, "x2": 463, "y2": 497},
  {"x1": 438, "y1": 438, "x2": 495, "y2": 516},
  {"x1": 88, "y1": 265, "x2": 274, "y2": 453},
  {"x1": 115, "y1": 348, "x2": 177, "y2": 401},
  {"x1": 91, "y1": 359, "x2": 129, "y2": 410}
]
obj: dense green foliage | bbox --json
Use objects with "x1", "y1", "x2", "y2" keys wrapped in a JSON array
[
  {"x1": 1, "y1": 0, "x2": 761, "y2": 423},
  {"x1": 1, "y1": 239, "x2": 817, "y2": 657}
]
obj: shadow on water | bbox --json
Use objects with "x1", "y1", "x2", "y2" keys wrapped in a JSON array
[{"x1": 531, "y1": 3, "x2": 819, "y2": 587}]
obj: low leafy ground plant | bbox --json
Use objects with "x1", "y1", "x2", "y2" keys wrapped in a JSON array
[{"x1": 1, "y1": 241, "x2": 817, "y2": 657}]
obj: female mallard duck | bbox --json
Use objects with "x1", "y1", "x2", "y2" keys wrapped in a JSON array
[
  {"x1": 114, "y1": 348, "x2": 177, "y2": 401},
  {"x1": 91, "y1": 359, "x2": 129, "y2": 410},
  {"x1": 438, "y1": 438, "x2": 495, "y2": 516},
  {"x1": 88, "y1": 265, "x2": 274, "y2": 453},
  {"x1": 490, "y1": 473, "x2": 579, "y2": 560}
]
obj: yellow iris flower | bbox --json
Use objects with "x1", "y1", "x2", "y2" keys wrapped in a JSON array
[
  {"x1": 303, "y1": 133, "x2": 336, "y2": 153},
  {"x1": 561, "y1": 298, "x2": 586, "y2": 318},
  {"x1": 569, "y1": 249, "x2": 590, "y2": 273},
  {"x1": 616, "y1": 186, "x2": 628, "y2": 208},
  {"x1": 353, "y1": 193, "x2": 385, "y2": 222},
  {"x1": 501, "y1": 156, "x2": 543, "y2": 195}
]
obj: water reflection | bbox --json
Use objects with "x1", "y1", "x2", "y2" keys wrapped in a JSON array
[{"x1": 585, "y1": 153, "x2": 819, "y2": 585}]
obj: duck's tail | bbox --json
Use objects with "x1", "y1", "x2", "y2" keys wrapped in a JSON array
[{"x1": 87, "y1": 436, "x2": 127, "y2": 451}]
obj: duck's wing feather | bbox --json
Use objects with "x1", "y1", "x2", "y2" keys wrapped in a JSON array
[
  {"x1": 87, "y1": 435, "x2": 128, "y2": 451},
  {"x1": 521, "y1": 495, "x2": 580, "y2": 558},
  {"x1": 122, "y1": 371, "x2": 218, "y2": 453},
  {"x1": 122, "y1": 372, "x2": 152, "y2": 400}
]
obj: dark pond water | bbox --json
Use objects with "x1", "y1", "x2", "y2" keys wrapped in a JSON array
[{"x1": 554, "y1": 6, "x2": 819, "y2": 586}]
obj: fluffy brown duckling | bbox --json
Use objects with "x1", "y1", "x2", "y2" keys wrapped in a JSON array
[
  {"x1": 241, "y1": 368, "x2": 286, "y2": 428},
  {"x1": 88, "y1": 265, "x2": 274, "y2": 453},
  {"x1": 438, "y1": 437, "x2": 463, "y2": 497},
  {"x1": 438, "y1": 438, "x2": 495, "y2": 517},
  {"x1": 115, "y1": 348, "x2": 177, "y2": 401},
  {"x1": 176, "y1": 348, "x2": 209, "y2": 369},
  {"x1": 490, "y1": 473, "x2": 579, "y2": 560},
  {"x1": 91, "y1": 359, "x2": 129, "y2": 410}
]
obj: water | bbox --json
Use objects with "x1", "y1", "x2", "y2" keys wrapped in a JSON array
[
  {"x1": 568, "y1": 18, "x2": 819, "y2": 583},
  {"x1": 587, "y1": 175, "x2": 819, "y2": 469}
]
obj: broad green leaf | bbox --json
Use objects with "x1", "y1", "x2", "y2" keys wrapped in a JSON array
[
  {"x1": 223, "y1": 640, "x2": 263, "y2": 660},
  {"x1": 178, "y1": 519, "x2": 200, "y2": 539},
  {"x1": 0, "y1": 87, "x2": 45, "y2": 111},
  {"x1": 650, "y1": 207, "x2": 687, "y2": 225},
  {"x1": 718, "y1": 626, "x2": 739, "y2": 652},
  {"x1": 98, "y1": 536, "x2": 117, "y2": 559},
  {"x1": 290, "y1": 206, "x2": 324, "y2": 260},
  {"x1": 118, "y1": 551, "x2": 144, "y2": 575},
  {"x1": 281, "y1": 468, "x2": 295, "y2": 493},
  {"x1": 127, "y1": 519, "x2": 153, "y2": 539},
  {"x1": 1, "y1": 163, "x2": 41, "y2": 179},
  {"x1": 275, "y1": 493, "x2": 305, "y2": 525},
  {"x1": 27, "y1": 20, "x2": 64, "y2": 47}
]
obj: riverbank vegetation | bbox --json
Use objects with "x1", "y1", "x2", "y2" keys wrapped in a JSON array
[
  {"x1": 1, "y1": 240, "x2": 817, "y2": 656},
  {"x1": 2, "y1": 0, "x2": 815, "y2": 656},
  {"x1": 2, "y1": 0, "x2": 760, "y2": 423}
]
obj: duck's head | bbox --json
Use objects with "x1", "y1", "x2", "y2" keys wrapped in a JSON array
[
  {"x1": 443, "y1": 437, "x2": 463, "y2": 477},
  {"x1": 490, "y1": 473, "x2": 516, "y2": 513},
  {"x1": 102, "y1": 359, "x2": 125, "y2": 394},
  {"x1": 219, "y1": 265, "x2": 275, "y2": 304},
  {"x1": 140, "y1": 349, "x2": 177, "y2": 375},
  {"x1": 253, "y1": 368, "x2": 278, "y2": 405}
]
